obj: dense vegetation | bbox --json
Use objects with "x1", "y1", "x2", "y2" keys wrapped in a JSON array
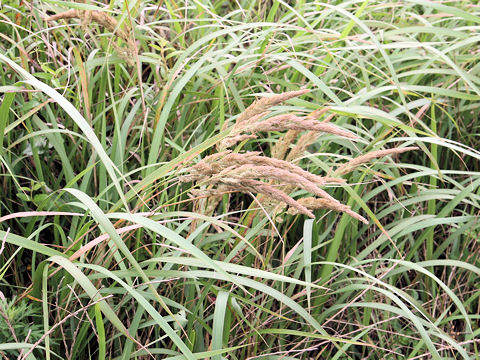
[{"x1": 0, "y1": 0, "x2": 479, "y2": 359}]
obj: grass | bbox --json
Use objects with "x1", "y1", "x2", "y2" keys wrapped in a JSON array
[{"x1": 0, "y1": 0, "x2": 479, "y2": 359}]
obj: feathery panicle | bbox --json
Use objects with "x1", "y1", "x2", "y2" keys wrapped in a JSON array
[
  {"x1": 204, "y1": 194, "x2": 224, "y2": 216},
  {"x1": 189, "y1": 187, "x2": 230, "y2": 216},
  {"x1": 202, "y1": 151, "x2": 233, "y2": 162},
  {"x1": 190, "y1": 188, "x2": 227, "y2": 198},
  {"x1": 244, "y1": 114, "x2": 358, "y2": 139},
  {"x1": 219, "y1": 134, "x2": 257, "y2": 149},
  {"x1": 270, "y1": 107, "x2": 331, "y2": 160},
  {"x1": 220, "y1": 90, "x2": 355, "y2": 150},
  {"x1": 306, "y1": 106, "x2": 332, "y2": 120},
  {"x1": 222, "y1": 152, "x2": 345, "y2": 186},
  {"x1": 181, "y1": 150, "x2": 351, "y2": 219},
  {"x1": 236, "y1": 89, "x2": 310, "y2": 124},
  {"x1": 322, "y1": 113, "x2": 335, "y2": 123},
  {"x1": 220, "y1": 111, "x2": 270, "y2": 134},
  {"x1": 240, "y1": 111, "x2": 270, "y2": 127},
  {"x1": 334, "y1": 147, "x2": 419, "y2": 175},
  {"x1": 183, "y1": 90, "x2": 371, "y2": 222},
  {"x1": 189, "y1": 176, "x2": 314, "y2": 218},
  {"x1": 46, "y1": 9, "x2": 84, "y2": 21},
  {"x1": 285, "y1": 131, "x2": 318, "y2": 162},
  {"x1": 46, "y1": 10, "x2": 131, "y2": 43},
  {"x1": 178, "y1": 174, "x2": 203, "y2": 183},
  {"x1": 236, "y1": 180, "x2": 315, "y2": 218},
  {"x1": 226, "y1": 164, "x2": 338, "y2": 203},
  {"x1": 46, "y1": 9, "x2": 136, "y2": 65},
  {"x1": 288, "y1": 197, "x2": 368, "y2": 224},
  {"x1": 271, "y1": 129, "x2": 300, "y2": 160}
]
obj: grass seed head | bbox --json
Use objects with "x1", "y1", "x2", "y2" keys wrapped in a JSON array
[
  {"x1": 244, "y1": 114, "x2": 357, "y2": 139},
  {"x1": 222, "y1": 152, "x2": 344, "y2": 186},
  {"x1": 285, "y1": 131, "x2": 319, "y2": 162},
  {"x1": 334, "y1": 147, "x2": 419, "y2": 175},
  {"x1": 236, "y1": 89, "x2": 310, "y2": 124},
  {"x1": 184, "y1": 90, "x2": 365, "y2": 220},
  {"x1": 288, "y1": 197, "x2": 368, "y2": 224},
  {"x1": 234, "y1": 179, "x2": 315, "y2": 218},
  {"x1": 46, "y1": 9, "x2": 136, "y2": 65},
  {"x1": 271, "y1": 129, "x2": 300, "y2": 159}
]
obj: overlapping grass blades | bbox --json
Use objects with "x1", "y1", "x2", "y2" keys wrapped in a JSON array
[{"x1": 0, "y1": 0, "x2": 479, "y2": 359}]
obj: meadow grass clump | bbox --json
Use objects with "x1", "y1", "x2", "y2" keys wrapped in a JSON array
[{"x1": 0, "y1": 0, "x2": 479, "y2": 359}]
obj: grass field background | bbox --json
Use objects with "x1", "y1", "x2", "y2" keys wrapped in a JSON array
[{"x1": 0, "y1": 0, "x2": 479, "y2": 359}]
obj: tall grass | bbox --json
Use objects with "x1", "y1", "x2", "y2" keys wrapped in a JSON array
[{"x1": 0, "y1": 0, "x2": 479, "y2": 359}]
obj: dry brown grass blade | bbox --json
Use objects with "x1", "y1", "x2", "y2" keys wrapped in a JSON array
[{"x1": 334, "y1": 147, "x2": 419, "y2": 175}]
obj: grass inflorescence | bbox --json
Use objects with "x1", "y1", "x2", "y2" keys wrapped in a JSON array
[{"x1": 0, "y1": 0, "x2": 479, "y2": 359}]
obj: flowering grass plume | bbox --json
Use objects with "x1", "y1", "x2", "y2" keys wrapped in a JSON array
[
  {"x1": 46, "y1": 9, "x2": 136, "y2": 65},
  {"x1": 219, "y1": 90, "x2": 356, "y2": 150},
  {"x1": 334, "y1": 147, "x2": 419, "y2": 176},
  {"x1": 181, "y1": 90, "x2": 417, "y2": 223}
]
